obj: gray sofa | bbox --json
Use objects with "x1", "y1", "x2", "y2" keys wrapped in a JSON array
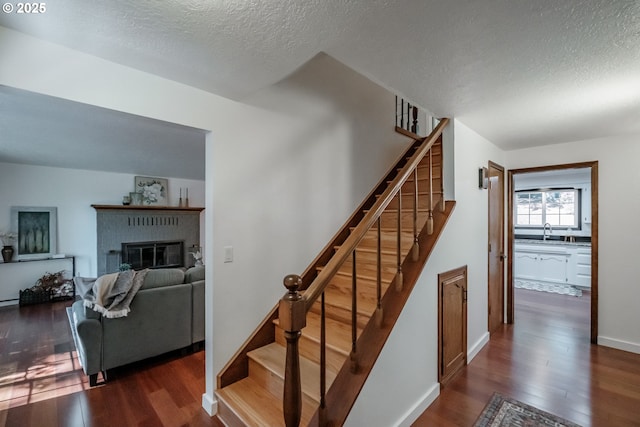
[{"x1": 68, "y1": 266, "x2": 205, "y2": 386}]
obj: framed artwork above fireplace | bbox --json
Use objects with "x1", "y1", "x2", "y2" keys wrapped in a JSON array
[{"x1": 134, "y1": 176, "x2": 169, "y2": 206}]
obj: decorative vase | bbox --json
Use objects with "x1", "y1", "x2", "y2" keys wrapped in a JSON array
[
  {"x1": 129, "y1": 192, "x2": 143, "y2": 206},
  {"x1": 2, "y1": 245, "x2": 14, "y2": 263}
]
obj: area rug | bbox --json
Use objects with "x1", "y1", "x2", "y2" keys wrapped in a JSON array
[
  {"x1": 473, "y1": 393, "x2": 582, "y2": 427},
  {"x1": 515, "y1": 279, "x2": 582, "y2": 297}
]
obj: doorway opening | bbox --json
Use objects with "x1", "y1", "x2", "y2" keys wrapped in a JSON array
[{"x1": 507, "y1": 162, "x2": 598, "y2": 343}]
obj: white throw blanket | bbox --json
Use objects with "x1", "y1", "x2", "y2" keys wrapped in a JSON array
[{"x1": 83, "y1": 269, "x2": 149, "y2": 318}]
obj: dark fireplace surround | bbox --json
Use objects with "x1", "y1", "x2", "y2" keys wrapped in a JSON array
[
  {"x1": 93, "y1": 205, "x2": 202, "y2": 276},
  {"x1": 121, "y1": 240, "x2": 184, "y2": 270}
]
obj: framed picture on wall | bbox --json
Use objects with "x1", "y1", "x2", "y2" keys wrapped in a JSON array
[
  {"x1": 11, "y1": 206, "x2": 58, "y2": 260},
  {"x1": 134, "y1": 176, "x2": 169, "y2": 206}
]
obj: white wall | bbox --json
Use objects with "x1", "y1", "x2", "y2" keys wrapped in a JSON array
[
  {"x1": 0, "y1": 161, "x2": 204, "y2": 302},
  {"x1": 507, "y1": 134, "x2": 640, "y2": 354},
  {"x1": 346, "y1": 120, "x2": 506, "y2": 426}
]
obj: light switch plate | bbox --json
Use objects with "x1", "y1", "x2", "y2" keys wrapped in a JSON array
[{"x1": 224, "y1": 246, "x2": 233, "y2": 263}]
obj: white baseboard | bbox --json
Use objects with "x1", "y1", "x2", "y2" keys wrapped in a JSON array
[
  {"x1": 598, "y1": 336, "x2": 640, "y2": 355},
  {"x1": 201, "y1": 392, "x2": 218, "y2": 417},
  {"x1": 394, "y1": 382, "x2": 440, "y2": 427},
  {"x1": 468, "y1": 331, "x2": 490, "y2": 362}
]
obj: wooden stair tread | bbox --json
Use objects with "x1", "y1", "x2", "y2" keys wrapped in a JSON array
[
  {"x1": 376, "y1": 190, "x2": 434, "y2": 198},
  {"x1": 275, "y1": 312, "x2": 352, "y2": 356},
  {"x1": 334, "y1": 244, "x2": 408, "y2": 260},
  {"x1": 216, "y1": 376, "x2": 314, "y2": 427},
  {"x1": 312, "y1": 284, "x2": 379, "y2": 320},
  {"x1": 304, "y1": 312, "x2": 355, "y2": 354},
  {"x1": 340, "y1": 242, "x2": 414, "y2": 257},
  {"x1": 325, "y1": 273, "x2": 381, "y2": 293},
  {"x1": 369, "y1": 207, "x2": 432, "y2": 214},
  {"x1": 324, "y1": 264, "x2": 398, "y2": 284},
  {"x1": 316, "y1": 264, "x2": 397, "y2": 282},
  {"x1": 248, "y1": 342, "x2": 337, "y2": 403},
  {"x1": 316, "y1": 275, "x2": 380, "y2": 307}
]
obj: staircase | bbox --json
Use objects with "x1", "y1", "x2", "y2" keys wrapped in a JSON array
[{"x1": 216, "y1": 119, "x2": 454, "y2": 426}]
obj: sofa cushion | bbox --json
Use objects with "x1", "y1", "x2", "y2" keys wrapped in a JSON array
[
  {"x1": 184, "y1": 265, "x2": 205, "y2": 283},
  {"x1": 141, "y1": 268, "x2": 185, "y2": 290}
]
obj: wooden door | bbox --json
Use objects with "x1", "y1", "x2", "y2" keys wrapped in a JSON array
[
  {"x1": 488, "y1": 162, "x2": 505, "y2": 335},
  {"x1": 438, "y1": 266, "x2": 467, "y2": 386}
]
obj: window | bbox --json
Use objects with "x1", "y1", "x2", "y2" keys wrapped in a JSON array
[{"x1": 516, "y1": 189, "x2": 579, "y2": 228}]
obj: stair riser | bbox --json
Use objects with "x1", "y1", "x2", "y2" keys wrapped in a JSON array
[
  {"x1": 336, "y1": 263, "x2": 398, "y2": 284},
  {"x1": 410, "y1": 166, "x2": 442, "y2": 182},
  {"x1": 343, "y1": 249, "x2": 403, "y2": 267},
  {"x1": 309, "y1": 300, "x2": 372, "y2": 330},
  {"x1": 341, "y1": 257, "x2": 400, "y2": 278},
  {"x1": 325, "y1": 273, "x2": 395, "y2": 306},
  {"x1": 400, "y1": 178, "x2": 441, "y2": 194},
  {"x1": 384, "y1": 193, "x2": 441, "y2": 210},
  {"x1": 410, "y1": 141, "x2": 442, "y2": 156},
  {"x1": 376, "y1": 204, "x2": 440, "y2": 228},
  {"x1": 326, "y1": 274, "x2": 386, "y2": 296},
  {"x1": 355, "y1": 233, "x2": 415, "y2": 254},
  {"x1": 248, "y1": 358, "x2": 320, "y2": 407},
  {"x1": 216, "y1": 396, "x2": 247, "y2": 427},
  {"x1": 275, "y1": 324, "x2": 348, "y2": 374}
]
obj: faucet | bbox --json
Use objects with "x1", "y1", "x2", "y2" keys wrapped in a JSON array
[{"x1": 543, "y1": 223, "x2": 553, "y2": 241}]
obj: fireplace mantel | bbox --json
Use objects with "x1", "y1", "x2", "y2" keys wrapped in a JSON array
[{"x1": 92, "y1": 205, "x2": 204, "y2": 212}]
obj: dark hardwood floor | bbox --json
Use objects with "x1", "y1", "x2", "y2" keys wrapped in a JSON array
[
  {"x1": 2, "y1": 288, "x2": 639, "y2": 426},
  {"x1": 0, "y1": 300, "x2": 224, "y2": 427},
  {"x1": 414, "y1": 288, "x2": 640, "y2": 427}
]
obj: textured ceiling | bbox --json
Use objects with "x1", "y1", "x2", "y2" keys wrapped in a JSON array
[{"x1": 0, "y1": 0, "x2": 639, "y2": 155}]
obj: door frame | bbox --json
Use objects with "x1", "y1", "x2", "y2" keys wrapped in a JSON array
[
  {"x1": 506, "y1": 161, "x2": 598, "y2": 343},
  {"x1": 487, "y1": 161, "x2": 505, "y2": 333}
]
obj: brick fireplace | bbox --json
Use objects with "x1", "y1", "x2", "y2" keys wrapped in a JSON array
[{"x1": 93, "y1": 205, "x2": 203, "y2": 276}]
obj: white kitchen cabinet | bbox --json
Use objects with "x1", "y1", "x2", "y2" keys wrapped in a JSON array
[
  {"x1": 514, "y1": 244, "x2": 569, "y2": 286},
  {"x1": 538, "y1": 253, "x2": 569, "y2": 284},
  {"x1": 574, "y1": 247, "x2": 592, "y2": 288},
  {"x1": 513, "y1": 251, "x2": 537, "y2": 280},
  {"x1": 514, "y1": 242, "x2": 592, "y2": 290}
]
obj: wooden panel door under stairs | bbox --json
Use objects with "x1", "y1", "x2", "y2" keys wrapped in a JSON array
[
  {"x1": 438, "y1": 266, "x2": 468, "y2": 386},
  {"x1": 216, "y1": 126, "x2": 450, "y2": 427}
]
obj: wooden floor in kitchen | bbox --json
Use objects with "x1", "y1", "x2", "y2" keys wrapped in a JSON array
[
  {"x1": 413, "y1": 288, "x2": 640, "y2": 427},
  {"x1": 1, "y1": 288, "x2": 639, "y2": 426}
]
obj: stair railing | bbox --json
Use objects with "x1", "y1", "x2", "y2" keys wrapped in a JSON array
[
  {"x1": 279, "y1": 118, "x2": 449, "y2": 427},
  {"x1": 396, "y1": 96, "x2": 420, "y2": 135}
]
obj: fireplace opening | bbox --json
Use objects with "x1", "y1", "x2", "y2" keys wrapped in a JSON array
[{"x1": 121, "y1": 240, "x2": 184, "y2": 270}]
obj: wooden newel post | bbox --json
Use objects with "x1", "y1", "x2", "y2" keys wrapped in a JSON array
[{"x1": 279, "y1": 274, "x2": 306, "y2": 427}]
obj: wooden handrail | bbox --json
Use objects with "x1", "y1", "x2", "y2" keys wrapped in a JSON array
[{"x1": 300, "y1": 118, "x2": 449, "y2": 312}]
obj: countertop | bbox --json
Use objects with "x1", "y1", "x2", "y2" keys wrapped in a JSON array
[{"x1": 514, "y1": 239, "x2": 591, "y2": 248}]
